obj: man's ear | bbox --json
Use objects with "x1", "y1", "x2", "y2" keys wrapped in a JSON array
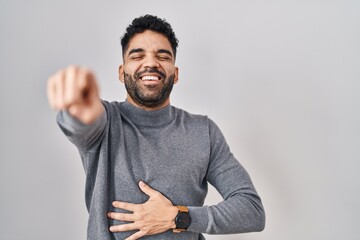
[
  {"x1": 174, "y1": 66, "x2": 179, "y2": 84},
  {"x1": 119, "y1": 65, "x2": 124, "y2": 83}
]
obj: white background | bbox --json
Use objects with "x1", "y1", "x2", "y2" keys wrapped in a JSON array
[{"x1": 1, "y1": 0, "x2": 359, "y2": 239}]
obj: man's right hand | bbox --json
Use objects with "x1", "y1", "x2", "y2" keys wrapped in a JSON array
[{"x1": 47, "y1": 66, "x2": 104, "y2": 124}]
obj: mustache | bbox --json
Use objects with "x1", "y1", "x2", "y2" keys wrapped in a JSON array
[{"x1": 134, "y1": 68, "x2": 166, "y2": 80}]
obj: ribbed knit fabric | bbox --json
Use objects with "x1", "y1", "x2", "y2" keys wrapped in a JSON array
[{"x1": 57, "y1": 100, "x2": 265, "y2": 240}]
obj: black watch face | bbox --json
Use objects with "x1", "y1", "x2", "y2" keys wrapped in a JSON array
[{"x1": 176, "y1": 212, "x2": 191, "y2": 229}]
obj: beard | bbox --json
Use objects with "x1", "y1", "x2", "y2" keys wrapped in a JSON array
[{"x1": 123, "y1": 68, "x2": 175, "y2": 109}]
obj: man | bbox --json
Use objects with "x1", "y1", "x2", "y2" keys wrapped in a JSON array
[{"x1": 47, "y1": 15, "x2": 265, "y2": 240}]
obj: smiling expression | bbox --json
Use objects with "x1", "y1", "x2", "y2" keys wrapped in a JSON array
[{"x1": 119, "y1": 30, "x2": 179, "y2": 110}]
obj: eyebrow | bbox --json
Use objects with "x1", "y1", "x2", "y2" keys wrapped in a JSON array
[
  {"x1": 128, "y1": 48, "x2": 144, "y2": 56},
  {"x1": 157, "y1": 49, "x2": 173, "y2": 57},
  {"x1": 127, "y1": 48, "x2": 173, "y2": 57}
]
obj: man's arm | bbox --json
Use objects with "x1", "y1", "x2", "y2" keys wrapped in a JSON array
[
  {"x1": 108, "y1": 119, "x2": 265, "y2": 238},
  {"x1": 47, "y1": 66, "x2": 106, "y2": 150},
  {"x1": 187, "y1": 119, "x2": 265, "y2": 233}
]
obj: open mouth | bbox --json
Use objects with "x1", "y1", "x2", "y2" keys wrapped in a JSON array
[
  {"x1": 140, "y1": 75, "x2": 161, "y2": 81},
  {"x1": 136, "y1": 68, "x2": 166, "y2": 82}
]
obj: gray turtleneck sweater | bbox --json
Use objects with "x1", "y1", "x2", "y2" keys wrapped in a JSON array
[{"x1": 57, "y1": 100, "x2": 265, "y2": 240}]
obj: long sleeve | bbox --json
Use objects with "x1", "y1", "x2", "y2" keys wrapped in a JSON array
[
  {"x1": 56, "y1": 109, "x2": 107, "y2": 152},
  {"x1": 187, "y1": 119, "x2": 265, "y2": 234}
]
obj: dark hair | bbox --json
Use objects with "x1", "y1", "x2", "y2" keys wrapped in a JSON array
[{"x1": 121, "y1": 15, "x2": 179, "y2": 59}]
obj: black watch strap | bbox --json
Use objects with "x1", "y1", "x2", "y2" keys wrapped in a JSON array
[{"x1": 173, "y1": 206, "x2": 191, "y2": 233}]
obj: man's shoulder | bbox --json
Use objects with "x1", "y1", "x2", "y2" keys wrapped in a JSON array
[
  {"x1": 172, "y1": 105, "x2": 210, "y2": 125},
  {"x1": 100, "y1": 100, "x2": 125, "y2": 115},
  {"x1": 172, "y1": 105, "x2": 221, "y2": 133}
]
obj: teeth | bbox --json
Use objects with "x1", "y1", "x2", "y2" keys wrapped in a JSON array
[{"x1": 141, "y1": 75, "x2": 159, "y2": 81}]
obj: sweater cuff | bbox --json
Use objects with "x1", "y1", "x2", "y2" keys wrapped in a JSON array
[
  {"x1": 57, "y1": 110, "x2": 106, "y2": 135},
  {"x1": 187, "y1": 206, "x2": 209, "y2": 233}
]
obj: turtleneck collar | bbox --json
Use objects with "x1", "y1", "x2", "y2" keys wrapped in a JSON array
[{"x1": 118, "y1": 100, "x2": 175, "y2": 127}]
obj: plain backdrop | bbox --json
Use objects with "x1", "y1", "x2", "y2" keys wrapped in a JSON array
[{"x1": 1, "y1": 0, "x2": 359, "y2": 239}]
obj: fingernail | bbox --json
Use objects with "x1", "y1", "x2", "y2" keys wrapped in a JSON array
[
  {"x1": 139, "y1": 181, "x2": 145, "y2": 187},
  {"x1": 109, "y1": 226, "x2": 114, "y2": 232}
]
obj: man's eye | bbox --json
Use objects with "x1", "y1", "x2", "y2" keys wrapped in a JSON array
[
  {"x1": 158, "y1": 55, "x2": 171, "y2": 60},
  {"x1": 130, "y1": 55, "x2": 143, "y2": 60}
]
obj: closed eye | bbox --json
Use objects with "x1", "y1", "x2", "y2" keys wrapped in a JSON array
[
  {"x1": 157, "y1": 55, "x2": 171, "y2": 61},
  {"x1": 157, "y1": 49, "x2": 173, "y2": 61},
  {"x1": 130, "y1": 54, "x2": 144, "y2": 60}
]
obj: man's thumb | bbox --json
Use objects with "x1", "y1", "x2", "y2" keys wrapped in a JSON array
[{"x1": 139, "y1": 181, "x2": 157, "y2": 197}]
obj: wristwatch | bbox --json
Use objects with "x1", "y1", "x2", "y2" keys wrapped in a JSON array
[{"x1": 173, "y1": 205, "x2": 191, "y2": 233}]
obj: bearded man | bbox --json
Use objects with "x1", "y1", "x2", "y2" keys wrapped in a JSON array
[{"x1": 47, "y1": 15, "x2": 265, "y2": 240}]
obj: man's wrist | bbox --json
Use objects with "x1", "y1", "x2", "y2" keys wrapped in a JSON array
[
  {"x1": 169, "y1": 206, "x2": 178, "y2": 229},
  {"x1": 172, "y1": 205, "x2": 191, "y2": 233}
]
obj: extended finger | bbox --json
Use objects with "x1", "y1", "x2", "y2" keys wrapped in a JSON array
[
  {"x1": 107, "y1": 212, "x2": 137, "y2": 222},
  {"x1": 77, "y1": 67, "x2": 97, "y2": 101},
  {"x1": 112, "y1": 201, "x2": 138, "y2": 212},
  {"x1": 63, "y1": 65, "x2": 80, "y2": 107},
  {"x1": 109, "y1": 222, "x2": 138, "y2": 232}
]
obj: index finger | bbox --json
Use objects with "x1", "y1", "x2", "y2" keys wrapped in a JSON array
[{"x1": 112, "y1": 201, "x2": 138, "y2": 212}]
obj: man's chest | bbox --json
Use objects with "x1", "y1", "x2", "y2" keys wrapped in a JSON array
[{"x1": 109, "y1": 122, "x2": 210, "y2": 205}]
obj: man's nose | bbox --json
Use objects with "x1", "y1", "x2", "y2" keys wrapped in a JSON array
[{"x1": 143, "y1": 55, "x2": 160, "y2": 68}]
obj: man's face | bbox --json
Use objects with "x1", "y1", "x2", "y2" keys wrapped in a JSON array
[{"x1": 119, "y1": 30, "x2": 178, "y2": 110}]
